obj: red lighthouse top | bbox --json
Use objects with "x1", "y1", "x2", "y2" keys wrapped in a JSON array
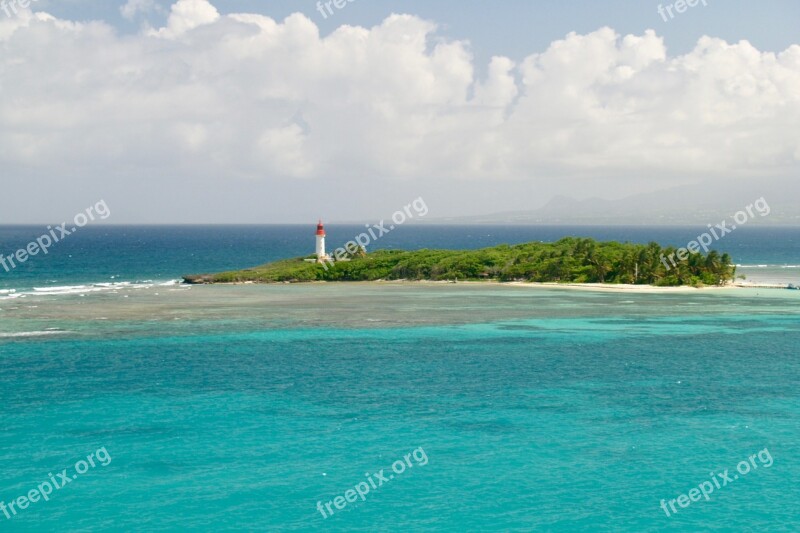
[{"x1": 316, "y1": 220, "x2": 325, "y2": 236}]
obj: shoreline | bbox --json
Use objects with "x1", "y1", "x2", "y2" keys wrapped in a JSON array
[{"x1": 201, "y1": 279, "x2": 797, "y2": 294}]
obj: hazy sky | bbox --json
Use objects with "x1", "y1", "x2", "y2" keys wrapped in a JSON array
[{"x1": 1, "y1": 0, "x2": 799, "y2": 223}]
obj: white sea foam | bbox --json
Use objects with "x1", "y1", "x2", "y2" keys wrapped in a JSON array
[
  {"x1": 33, "y1": 285, "x2": 91, "y2": 293},
  {"x1": 0, "y1": 291, "x2": 22, "y2": 300},
  {"x1": 0, "y1": 330, "x2": 69, "y2": 338},
  {"x1": 5, "y1": 280, "x2": 173, "y2": 300}
]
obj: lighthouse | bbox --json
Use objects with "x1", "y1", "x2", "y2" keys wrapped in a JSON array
[{"x1": 315, "y1": 220, "x2": 327, "y2": 261}]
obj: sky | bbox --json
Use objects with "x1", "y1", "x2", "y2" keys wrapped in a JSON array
[{"x1": 1, "y1": 0, "x2": 799, "y2": 223}]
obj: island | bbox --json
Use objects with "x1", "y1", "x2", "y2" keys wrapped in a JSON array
[{"x1": 183, "y1": 237, "x2": 737, "y2": 287}]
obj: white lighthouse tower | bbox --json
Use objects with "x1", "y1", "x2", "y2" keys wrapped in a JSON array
[{"x1": 315, "y1": 220, "x2": 327, "y2": 262}]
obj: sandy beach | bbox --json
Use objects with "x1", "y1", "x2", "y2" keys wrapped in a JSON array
[
  {"x1": 507, "y1": 281, "x2": 793, "y2": 293},
  {"x1": 336, "y1": 279, "x2": 796, "y2": 293}
]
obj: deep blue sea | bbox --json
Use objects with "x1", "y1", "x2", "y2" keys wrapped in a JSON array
[
  {"x1": 0, "y1": 225, "x2": 799, "y2": 293},
  {"x1": 1, "y1": 225, "x2": 799, "y2": 531}
]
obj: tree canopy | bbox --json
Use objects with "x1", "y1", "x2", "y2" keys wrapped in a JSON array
[{"x1": 187, "y1": 238, "x2": 736, "y2": 287}]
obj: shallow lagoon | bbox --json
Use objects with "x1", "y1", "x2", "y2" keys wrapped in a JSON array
[{"x1": 1, "y1": 284, "x2": 798, "y2": 530}]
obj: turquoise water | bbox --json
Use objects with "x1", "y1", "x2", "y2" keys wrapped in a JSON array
[{"x1": 1, "y1": 283, "x2": 799, "y2": 531}]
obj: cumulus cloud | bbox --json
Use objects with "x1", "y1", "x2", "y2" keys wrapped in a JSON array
[
  {"x1": 0, "y1": 0, "x2": 798, "y2": 221},
  {"x1": 120, "y1": 0, "x2": 162, "y2": 21},
  {"x1": 149, "y1": 0, "x2": 220, "y2": 38}
]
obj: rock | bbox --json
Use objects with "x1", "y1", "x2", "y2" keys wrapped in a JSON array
[{"x1": 182, "y1": 275, "x2": 215, "y2": 285}]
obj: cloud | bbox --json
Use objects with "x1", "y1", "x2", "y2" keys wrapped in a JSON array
[
  {"x1": 149, "y1": 0, "x2": 219, "y2": 38},
  {"x1": 120, "y1": 0, "x2": 161, "y2": 21},
  {"x1": 0, "y1": 1, "x2": 799, "y2": 218}
]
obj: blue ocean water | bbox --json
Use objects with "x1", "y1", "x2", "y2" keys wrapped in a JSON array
[
  {"x1": 0, "y1": 225, "x2": 798, "y2": 293},
  {"x1": 1, "y1": 226, "x2": 799, "y2": 531}
]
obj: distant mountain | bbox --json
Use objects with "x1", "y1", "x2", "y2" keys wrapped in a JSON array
[{"x1": 430, "y1": 179, "x2": 799, "y2": 225}]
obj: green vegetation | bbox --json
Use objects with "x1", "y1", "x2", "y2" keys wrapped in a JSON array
[{"x1": 185, "y1": 238, "x2": 736, "y2": 287}]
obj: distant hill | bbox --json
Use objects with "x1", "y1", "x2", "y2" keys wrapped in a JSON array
[{"x1": 429, "y1": 178, "x2": 799, "y2": 225}]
